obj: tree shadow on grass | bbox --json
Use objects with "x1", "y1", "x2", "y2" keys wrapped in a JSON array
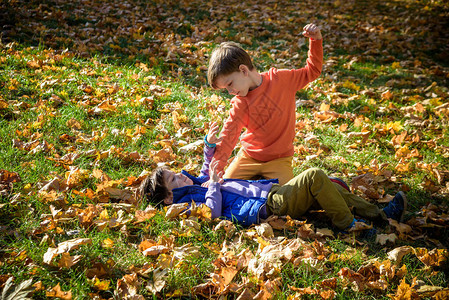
[{"x1": 1, "y1": 0, "x2": 448, "y2": 82}]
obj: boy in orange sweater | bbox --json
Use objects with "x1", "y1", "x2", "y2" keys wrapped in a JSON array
[{"x1": 207, "y1": 23, "x2": 323, "y2": 184}]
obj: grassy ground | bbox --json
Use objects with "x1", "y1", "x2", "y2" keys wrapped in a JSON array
[{"x1": 1, "y1": 0, "x2": 449, "y2": 299}]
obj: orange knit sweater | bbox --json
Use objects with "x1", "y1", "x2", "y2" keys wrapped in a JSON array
[{"x1": 213, "y1": 39, "x2": 323, "y2": 174}]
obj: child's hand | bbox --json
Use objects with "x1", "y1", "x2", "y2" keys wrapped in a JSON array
[
  {"x1": 302, "y1": 23, "x2": 322, "y2": 40},
  {"x1": 207, "y1": 121, "x2": 223, "y2": 145},
  {"x1": 201, "y1": 160, "x2": 224, "y2": 187},
  {"x1": 210, "y1": 160, "x2": 223, "y2": 183}
]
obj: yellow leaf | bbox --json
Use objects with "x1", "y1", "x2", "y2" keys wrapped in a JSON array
[
  {"x1": 386, "y1": 121, "x2": 402, "y2": 132},
  {"x1": 319, "y1": 103, "x2": 330, "y2": 112},
  {"x1": 391, "y1": 62, "x2": 401, "y2": 69},
  {"x1": 99, "y1": 208, "x2": 109, "y2": 220},
  {"x1": 102, "y1": 238, "x2": 114, "y2": 249},
  {"x1": 0, "y1": 100, "x2": 8, "y2": 109},
  {"x1": 91, "y1": 277, "x2": 110, "y2": 291},
  {"x1": 342, "y1": 80, "x2": 360, "y2": 91}
]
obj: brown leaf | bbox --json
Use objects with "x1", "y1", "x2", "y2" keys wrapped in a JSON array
[
  {"x1": 134, "y1": 206, "x2": 158, "y2": 223},
  {"x1": 375, "y1": 233, "x2": 398, "y2": 246},
  {"x1": 214, "y1": 220, "x2": 236, "y2": 235},
  {"x1": 43, "y1": 238, "x2": 92, "y2": 264},
  {"x1": 255, "y1": 223, "x2": 274, "y2": 238},
  {"x1": 145, "y1": 268, "x2": 167, "y2": 294},
  {"x1": 0, "y1": 169, "x2": 21, "y2": 184},
  {"x1": 165, "y1": 203, "x2": 189, "y2": 219},
  {"x1": 414, "y1": 248, "x2": 448, "y2": 267},
  {"x1": 189, "y1": 202, "x2": 212, "y2": 221},
  {"x1": 66, "y1": 118, "x2": 82, "y2": 130},
  {"x1": 391, "y1": 278, "x2": 416, "y2": 300},
  {"x1": 338, "y1": 267, "x2": 366, "y2": 292},
  {"x1": 116, "y1": 273, "x2": 143, "y2": 299},
  {"x1": 266, "y1": 216, "x2": 287, "y2": 230},
  {"x1": 46, "y1": 283, "x2": 72, "y2": 299},
  {"x1": 151, "y1": 146, "x2": 177, "y2": 163},
  {"x1": 57, "y1": 253, "x2": 83, "y2": 268},
  {"x1": 192, "y1": 282, "x2": 216, "y2": 298},
  {"x1": 387, "y1": 246, "x2": 412, "y2": 265},
  {"x1": 142, "y1": 245, "x2": 170, "y2": 257},
  {"x1": 317, "y1": 277, "x2": 338, "y2": 289},
  {"x1": 351, "y1": 172, "x2": 380, "y2": 199},
  {"x1": 85, "y1": 262, "x2": 110, "y2": 279}
]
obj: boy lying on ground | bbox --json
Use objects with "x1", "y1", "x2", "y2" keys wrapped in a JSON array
[{"x1": 140, "y1": 122, "x2": 407, "y2": 235}]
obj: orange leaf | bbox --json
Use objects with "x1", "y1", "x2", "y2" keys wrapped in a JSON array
[
  {"x1": 46, "y1": 283, "x2": 72, "y2": 300},
  {"x1": 0, "y1": 169, "x2": 21, "y2": 184},
  {"x1": 391, "y1": 278, "x2": 415, "y2": 300},
  {"x1": 414, "y1": 248, "x2": 448, "y2": 267},
  {"x1": 58, "y1": 253, "x2": 83, "y2": 268},
  {"x1": 101, "y1": 238, "x2": 114, "y2": 249}
]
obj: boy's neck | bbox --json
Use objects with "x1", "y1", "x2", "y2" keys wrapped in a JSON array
[{"x1": 248, "y1": 70, "x2": 263, "y2": 91}]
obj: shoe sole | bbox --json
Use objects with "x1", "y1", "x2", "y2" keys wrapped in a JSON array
[{"x1": 397, "y1": 191, "x2": 408, "y2": 222}]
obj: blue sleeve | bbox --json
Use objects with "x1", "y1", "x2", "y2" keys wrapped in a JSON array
[{"x1": 205, "y1": 182, "x2": 222, "y2": 219}]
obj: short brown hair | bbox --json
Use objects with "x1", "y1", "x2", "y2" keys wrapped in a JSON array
[
  {"x1": 207, "y1": 42, "x2": 254, "y2": 89},
  {"x1": 139, "y1": 167, "x2": 170, "y2": 206}
]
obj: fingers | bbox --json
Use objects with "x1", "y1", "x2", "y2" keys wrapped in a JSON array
[
  {"x1": 201, "y1": 181, "x2": 210, "y2": 187},
  {"x1": 210, "y1": 160, "x2": 220, "y2": 173},
  {"x1": 303, "y1": 23, "x2": 318, "y2": 33},
  {"x1": 209, "y1": 121, "x2": 219, "y2": 132},
  {"x1": 207, "y1": 121, "x2": 223, "y2": 144},
  {"x1": 209, "y1": 160, "x2": 223, "y2": 183},
  {"x1": 302, "y1": 23, "x2": 320, "y2": 37}
]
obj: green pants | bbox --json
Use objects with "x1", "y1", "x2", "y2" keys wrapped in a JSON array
[{"x1": 266, "y1": 168, "x2": 388, "y2": 229}]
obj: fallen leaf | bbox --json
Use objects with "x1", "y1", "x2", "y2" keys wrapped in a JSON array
[{"x1": 46, "y1": 283, "x2": 72, "y2": 300}]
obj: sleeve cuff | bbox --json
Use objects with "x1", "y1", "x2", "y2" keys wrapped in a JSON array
[{"x1": 204, "y1": 135, "x2": 216, "y2": 148}]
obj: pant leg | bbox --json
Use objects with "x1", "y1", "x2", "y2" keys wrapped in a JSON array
[
  {"x1": 260, "y1": 156, "x2": 294, "y2": 185},
  {"x1": 223, "y1": 149, "x2": 262, "y2": 180},
  {"x1": 267, "y1": 168, "x2": 354, "y2": 229},
  {"x1": 333, "y1": 183, "x2": 388, "y2": 223}
]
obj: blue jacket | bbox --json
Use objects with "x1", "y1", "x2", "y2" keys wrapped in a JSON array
[{"x1": 172, "y1": 146, "x2": 278, "y2": 226}]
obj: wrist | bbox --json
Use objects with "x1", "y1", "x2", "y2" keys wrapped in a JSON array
[{"x1": 204, "y1": 135, "x2": 216, "y2": 148}]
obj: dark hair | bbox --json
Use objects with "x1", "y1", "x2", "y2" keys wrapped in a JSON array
[
  {"x1": 139, "y1": 167, "x2": 170, "y2": 206},
  {"x1": 207, "y1": 42, "x2": 254, "y2": 89}
]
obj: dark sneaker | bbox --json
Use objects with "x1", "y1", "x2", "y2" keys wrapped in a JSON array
[
  {"x1": 340, "y1": 218, "x2": 377, "y2": 238},
  {"x1": 383, "y1": 192, "x2": 407, "y2": 222}
]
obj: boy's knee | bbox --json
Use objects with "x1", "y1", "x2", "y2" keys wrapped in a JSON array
[{"x1": 304, "y1": 168, "x2": 327, "y2": 180}]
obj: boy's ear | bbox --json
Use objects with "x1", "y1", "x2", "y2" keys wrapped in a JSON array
[{"x1": 239, "y1": 64, "x2": 249, "y2": 75}]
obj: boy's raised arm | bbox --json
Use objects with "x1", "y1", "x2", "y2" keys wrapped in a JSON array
[{"x1": 284, "y1": 23, "x2": 323, "y2": 90}]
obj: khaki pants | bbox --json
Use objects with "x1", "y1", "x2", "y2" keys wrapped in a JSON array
[
  {"x1": 224, "y1": 149, "x2": 294, "y2": 185},
  {"x1": 266, "y1": 168, "x2": 388, "y2": 229}
]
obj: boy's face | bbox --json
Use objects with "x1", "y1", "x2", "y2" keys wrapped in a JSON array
[
  {"x1": 163, "y1": 169, "x2": 193, "y2": 193},
  {"x1": 215, "y1": 67, "x2": 253, "y2": 97}
]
